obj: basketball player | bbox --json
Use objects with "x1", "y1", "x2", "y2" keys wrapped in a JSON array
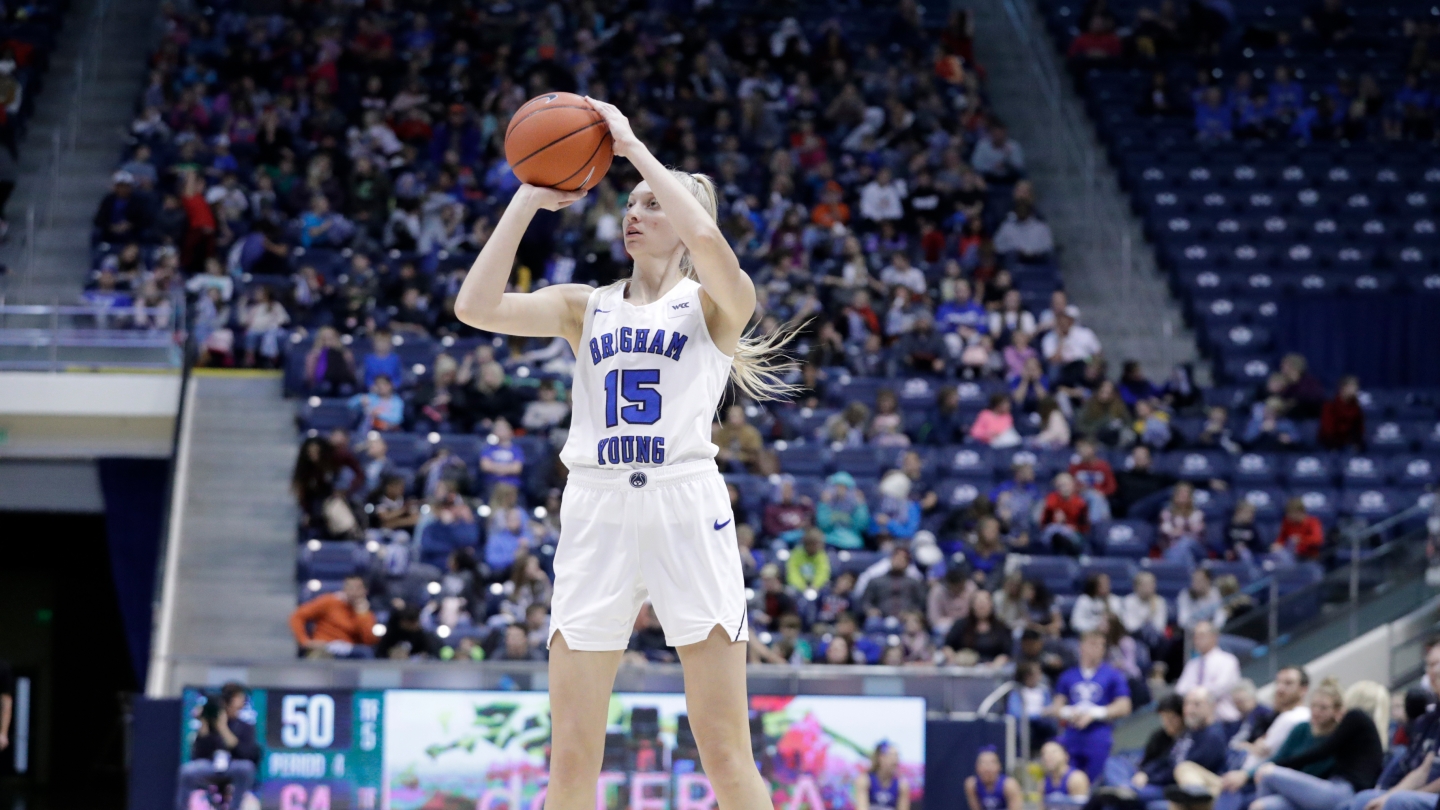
[
  {"x1": 1051, "y1": 630, "x2": 1133, "y2": 784},
  {"x1": 964, "y1": 746, "x2": 1021, "y2": 810},
  {"x1": 454, "y1": 97, "x2": 795, "y2": 810},
  {"x1": 1039, "y1": 740, "x2": 1091, "y2": 804},
  {"x1": 856, "y1": 741, "x2": 912, "y2": 810}
]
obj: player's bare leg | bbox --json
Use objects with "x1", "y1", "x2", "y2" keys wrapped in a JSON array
[
  {"x1": 677, "y1": 626, "x2": 771, "y2": 809},
  {"x1": 544, "y1": 632, "x2": 625, "y2": 810}
]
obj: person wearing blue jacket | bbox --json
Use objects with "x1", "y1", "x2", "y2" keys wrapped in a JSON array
[{"x1": 1133, "y1": 688, "x2": 1229, "y2": 806}]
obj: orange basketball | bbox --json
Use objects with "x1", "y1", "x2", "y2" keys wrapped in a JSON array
[{"x1": 505, "y1": 92, "x2": 614, "y2": 192}]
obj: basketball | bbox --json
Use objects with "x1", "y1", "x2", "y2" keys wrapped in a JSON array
[{"x1": 505, "y1": 92, "x2": 614, "y2": 192}]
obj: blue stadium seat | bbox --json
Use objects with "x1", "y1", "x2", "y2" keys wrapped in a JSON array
[
  {"x1": 1094, "y1": 520, "x2": 1154, "y2": 558},
  {"x1": 299, "y1": 398, "x2": 356, "y2": 433},
  {"x1": 1390, "y1": 455, "x2": 1437, "y2": 487},
  {"x1": 1191, "y1": 487, "x2": 1234, "y2": 520},
  {"x1": 832, "y1": 447, "x2": 883, "y2": 478},
  {"x1": 1159, "y1": 450, "x2": 1232, "y2": 481},
  {"x1": 1341, "y1": 488, "x2": 1401, "y2": 519},
  {"x1": 938, "y1": 477, "x2": 990, "y2": 508},
  {"x1": 1081, "y1": 558, "x2": 1138, "y2": 595},
  {"x1": 1231, "y1": 452, "x2": 1281, "y2": 484},
  {"x1": 1140, "y1": 560, "x2": 1194, "y2": 599},
  {"x1": 777, "y1": 444, "x2": 829, "y2": 477},
  {"x1": 1283, "y1": 454, "x2": 1337, "y2": 486},
  {"x1": 1022, "y1": 557, "x2": 1080, "y2": 596},
  {"x1": 385, "y1": 434, "x2": 428, "y2": 468},
  {"x1": 429, "y1": 434, "x2": 483, "y2": 468},
  {"x1": 1370, "y1": 420, "x2": 1420, "y2": 452},
  {"x1": 1205, "y1": 560, "x2": 1257, "y2": 587},
  {"x1": 1293, "y1": 488, "x2": 1340, "y2": 522},
  {"x1": 945, "y1": 446, "x2": 994, "y2": 477},
  {"x1": 1236, "y1": 486, "x2": 1287, "y2": 520},
  {"x1": 298, "y1": 542, "x2": 371, "y2": 580}
]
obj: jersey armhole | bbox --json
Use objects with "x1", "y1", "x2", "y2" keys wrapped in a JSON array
[{"x1": 695, "y1": 284, "x2": 737, "y2": 362}]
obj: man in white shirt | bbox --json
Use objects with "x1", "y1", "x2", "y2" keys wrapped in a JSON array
[
  {"x1": 1040, "y1": 313, "x2": 1103, "y2": 366},
  {"x1": 1235, "y1": 666, "x2": 1310, "y2": 773},
  {"x1": 859, "y1": 167, "x2": 907, "y2": 222},
  {"x1": 1175, "y1": 621, "x2": 1242, "y2": 723}
]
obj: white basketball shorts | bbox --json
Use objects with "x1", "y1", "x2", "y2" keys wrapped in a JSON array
[{"x1": 549, "y1": 458, "x2": 749, "y2": 651}]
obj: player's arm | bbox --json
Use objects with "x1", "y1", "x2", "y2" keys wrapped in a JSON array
[
  {"x1": 1004, "y1": 774, "x2": 1024, "y2": 810},
  {"x1": 964, "y1": 776, "x2": 980, "y2": 810},
  {"x1": 454, "y1": 184, "x2": 591, "y2": 347},
  {"x1": 1068, "y1": 769, "x2": 1091, "y2": 796},
  {"x1": 898, "y1": 776, "x2": 912, "y2": 810},
  {"x1": 584, "y1": 97, "x2": 757, "y2": 349},
  {"x1": 855, "y1": 773, "x2": 872, "y2": 810},
  {"x1": 1105, "y1": 695, "x2": 1133, "y2": 719}
]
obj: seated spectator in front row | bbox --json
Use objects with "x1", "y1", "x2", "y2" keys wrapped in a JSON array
[
  {"x1": 175, "y1": 683, "x2": 259, "y2": 810},
  {"x1": 1344, "y1": 644, "x2": 1440, "y2": 810},
  {"x1": 288, "y1": 575, "x2": 378, "y2": 658},
  {"x1": 1171, "y1": 666, "x2": 1312, "y2": 799},
  {"x1": 1319, "y1": 375, "x2": 1365, "y2": 451},
  {"x1": 787, "y1": 527, "x2": 832, "y2": 592},
  {"x1": 1131, "y1": 689, "x2": 1228, "y2": 803},
  {"x1": 943, "y1": 589, "x2": 1011, "y2": 667}
]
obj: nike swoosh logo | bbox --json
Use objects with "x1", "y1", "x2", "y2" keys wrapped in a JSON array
[
  {"x1": 594, "y1": 308, "x2": 610, "y2": 314},
  {"x1": 713, "y1": 518, "x2": 732, "y2": 530}
]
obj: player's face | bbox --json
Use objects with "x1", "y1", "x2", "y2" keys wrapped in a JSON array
[
  {"x1": 975, "y1": 751, "x2": 999, "y2": 781},
  {"x1": 624, "y1": 182, "x2": 682, "y2": 259},
  {"x1": 1040, "y1": 742, "x2": 1065, "y2": 771}
]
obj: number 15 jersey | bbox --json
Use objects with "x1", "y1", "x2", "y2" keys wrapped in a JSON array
[{"x1": 559, "y1": 277, "x2": 733, "y2": 472}]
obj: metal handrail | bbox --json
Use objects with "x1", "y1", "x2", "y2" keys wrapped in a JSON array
[{"x1": 977, "y1": 680, "x2": 1034, "y2": 761}]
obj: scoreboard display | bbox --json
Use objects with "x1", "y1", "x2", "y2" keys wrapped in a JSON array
[
  {"x1": 180, "y1": 687, "x2": 927, "y2": 810},
  {"x1": 181, "y1": 689, "x2": 385, "y2": 810}
]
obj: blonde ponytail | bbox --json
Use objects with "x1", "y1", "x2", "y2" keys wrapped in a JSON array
[
  {"x1": 1343, "y1": 680, "x2": 1391, "y2": 751},
  {"x1": 615, "y1": 169, "x2": 803, "y2": 401}
]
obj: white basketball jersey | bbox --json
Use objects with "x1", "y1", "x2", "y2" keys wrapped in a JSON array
[{"x1": 559, "y1": 277, "x2": 733, "y2": 471}]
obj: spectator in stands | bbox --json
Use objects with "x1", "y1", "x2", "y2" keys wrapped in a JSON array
[
  {"x1": 870, "y1": 470, "x2": 921, "y2": 543},
  {"x1": 861, "y1": 546, "x2": 927, "y2": 620},
  {"x1": 754, "y1": 564, "x2": 797, "y2": 633},
  {"x1": 175, "y1": 684, "x2": 260, "y2": 810},
  {"x1": 350, "y1": 375, "x2": 404, "y2": 433},
  {"x1": 1076, "y1": 381, "x2": 1131, "y2": 449},
  {"x1": 1113, "y1": 445, "x2": 1177, "y2": 517},
  {"x1": 1215, "y1": 666, "x2": 1312, "y2": 787},
  {"x1": 94, "y1": 171, "x2": 147, "y2": 243},
  {"x1": 289, "y1": 575, "x2": 377, "y2": 658},
  {"x1": 493, "y1": 623, "x2": 547, "y2": 662},
  {"x1": 1132, "y1": 695, "x2": 1185, "y2": 791},
  {"x1": 971, "y1": 120, "x2": 1026, "y2": 183},
  {"x1": 787, "y1": 528, "x2": 831, "y2": 592},
  {"x1": 1040, "y1": 472, "x2": 1089, "y2": 555},
  {"x1": 1069, "y1": 439, "x2": 1116, "y2": 523},
  {"x1": 1222, "y1": 501, "x2": 1265, "y2": 561},
  {"x1": 1279, "y1": 354, "x2": 1327, "y2": 421},
  {"x1": 818, "y1": 471, "x2": 870, "y2": 550},
  {"x1": 366, "y1": 474, "x2": 417, "y2": 552},
  {"x1": 1319, "y1": 376, "x2": 1365, "y2": 451},
  {"x1": 292, "y1": 437, "x2": 340, "y2": 532},
  {"x1": 241, "y1": 286, "x2": 289, "y2": 368},
  {"x1": 970, "y1": 393, "x2": 1020, "y2": 447},
  {"x1": 1046, "y1": 315, "x2": 1104, "y2": 390},
  {"x1": 375, "y1": 606, "x2": 440, "y2": 660},
  {"x1": 456, "y1": 360, "x2": 525, "y2": 433},
  {"x1": 479, "y1": 418, "x2": 524, "y2": 492},
  {"x1": 1121, "y1": 570, "x2": 1169, "y2": 655},
  {"x1": 1275, "y1": 498, "x2": 1325, "y2": 561},
  {"x1": 521, "y1": 380, "x2": 569, "y2": 440},
  {"x1": 1159, "y1": 482, "x2": 1206, "y2": 562},
  {"x1": 498, "y1": 549, "x2": 552, "y2": 625},
  {"x1": 1195, "y1": 406, "x2": 1241, "y2": 454},
  {"x1": 1303, "y1": 0, "x2": 1355, "y2": 43},
  {"x1": 1196, "y1": 87, "x2": 1234, "y2": 142},
  {"x1": 304, "y1": 327, "x2": 358, "y2": 396},
  {"x1": 1252, "y1": 679, "x2": 1386, "y2": 810},
  {"x1": 942, "y1": 588, "x2": 1011, "y2": 667},
  {"x1": 765, "y1": 476, "x2": 815, "y2": 545},
  {"x1": 1054, "y1": 630, "x2": 1134, "y2": 782},
  {"x1": 1178, "y1": 570, "x2": 1224, "y2": 632},
  {"x1": 1135, "y1": 689, "x2": 1229, "y2": 801},
  {"x1": 992, "y1": 462, "x2": 1041, "y2": 538},
  {"x1": 928, "y1": 565, "x2": 977, "y2": 637},
  {"x1": 1118, "y1": 361, "x2": 1161, "y2": 408},
  {"x1": 1068, "y1": 15, "x2": 1124, "y2": 60},
  {"x1": 859, "y1": 167, "x2": 907, "y2": 223},
  {"x1": 992, "y1": 201, "x2": 1055, "y2": 263},
  {"x1": 1343, "y1": 645, "x2": 1440, "y2": 810},
  {"x1": 1072, "y1": 572, "x2": 1124, "y2": 634},
  {"x1": 1244, "y1": 398, "x2": 1299, "y2": 450},
  {"x1": 1176, "y1": 621, "x2": 1242, "y2": 722},
  {"x1": 714, "y1": 403, "x2": 764, "y2": 473},
  {"x1": 483, "y1": 497, "x2": 529, "y2": 577},
  {"x1": 361, "y1": 330, "x2": 402, "y2": 390}
]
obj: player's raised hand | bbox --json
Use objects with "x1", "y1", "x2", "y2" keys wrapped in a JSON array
[
  {"x1": 518, "y1": 184, "x2": 587, "y2": 212},
  {"x1": 583, "y1": 96, "x2": 640, "y2": 157}
]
